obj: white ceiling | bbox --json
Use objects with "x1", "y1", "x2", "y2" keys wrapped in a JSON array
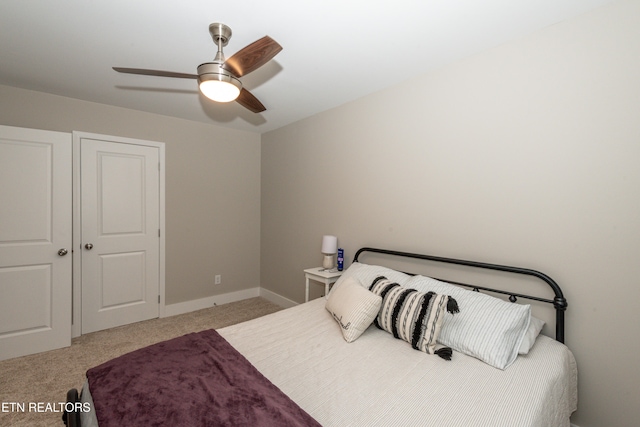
[{"x1": 0, "y1": 0, "x2": 615, "y2": 134}]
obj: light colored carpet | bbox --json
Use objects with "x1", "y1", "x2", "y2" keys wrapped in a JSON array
[{"x1": 0, "y1": 297, "x2": 283, "y2": 427}]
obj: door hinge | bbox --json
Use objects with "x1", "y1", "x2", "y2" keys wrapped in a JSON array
[
  {"x1": 158, "y1": 295, "x2": 161, "y2": 304},
  {"x1": 158, "y1": 229, "x2": 160, "y2": 237}
]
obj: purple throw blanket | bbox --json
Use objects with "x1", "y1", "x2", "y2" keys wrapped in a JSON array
[{"x1": 86, "y1": 329, "x2": 321, "y2": 427}]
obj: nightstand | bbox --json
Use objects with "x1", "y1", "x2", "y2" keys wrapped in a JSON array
[{"x1": 304, "y1": 267, "x2": 343, "y2": 302}]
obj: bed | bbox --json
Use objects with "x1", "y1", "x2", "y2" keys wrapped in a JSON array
[{"x1": 63, "y1": 247, "x2": 577, "y2": 427}]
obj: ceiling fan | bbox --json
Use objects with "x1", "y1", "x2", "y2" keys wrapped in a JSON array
[{"x1": 113, "y1": 23, "x2": 282, "y2": 113}]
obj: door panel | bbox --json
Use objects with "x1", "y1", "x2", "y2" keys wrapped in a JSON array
[
  {"x1": 100, "y1": 251, "x2": 145, "y2": 307},
  {"x1": 0, "y1": 125, "x2": 72, "y2": 361},
  {"x1": 100, "y1": 154, "x2": 145, "y2": 234},
  {"x1": 0, "y1": 265, "x2": 52, "y2": 335},
  {"x1": 81, "y1": 138, "x2": 160, "y2": 333}
]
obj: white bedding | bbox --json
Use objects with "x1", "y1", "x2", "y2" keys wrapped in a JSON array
[{"x1": 218, "y1": 298, "x2": 578, "y2": 427}]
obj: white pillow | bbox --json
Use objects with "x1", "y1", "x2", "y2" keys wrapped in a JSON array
[
  {"x1": 519, "y1": 316, "x2": 545, "y2": 354},
  {"x1": 328, "y1": 262, "x2": 412, "y2": 298},
  {"x1": 325, "y1": 277, "x2": 382, "y2": 343},
  {"x1": 406, "y1": 274, "x2": 531, "y2": 370}
]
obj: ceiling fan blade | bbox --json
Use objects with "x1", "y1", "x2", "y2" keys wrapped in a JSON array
[
  {"x1": 222, "y1": 36, "x2": 282, "y2": 77},
  {"x1": 113, "y1": 67, "x2": 197, "y2": 79},
  {"x1": 236, "y1": 88, "x2": 266, "y2": 113}
]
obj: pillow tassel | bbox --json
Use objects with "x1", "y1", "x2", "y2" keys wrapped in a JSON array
[
  {"x1": 447, "y1": 297, "x2": 460, "y2": 314},
  {"x1": 435, "y1": 346, "x2": 453, "y2": 361}
]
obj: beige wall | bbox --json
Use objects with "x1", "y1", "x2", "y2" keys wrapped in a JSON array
[
  {"x1": 1, "y1": 1, "x2": 638, "y2": 425},
  {"x1": 261, "y1": 1, "x2": 640, "y2": 426},
  {"x1": 0, "y1": 84, "x2": 261, "y2": 305}
]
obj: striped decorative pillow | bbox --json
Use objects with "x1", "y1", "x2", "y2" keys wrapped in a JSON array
[
  {"x1": 405, "y1": 274, "x2": 532, "y2": 369},
  {"x1": 369, "y1": 276, "x2": 459, "y2": 360}
]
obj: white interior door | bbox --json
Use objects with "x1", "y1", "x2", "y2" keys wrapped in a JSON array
[
  {"x1": 0, "y1": 125, "x2": 72, "y2": 361},
  {"x1": 80, "y1": 137, "x2": 161, "y2": 334}
]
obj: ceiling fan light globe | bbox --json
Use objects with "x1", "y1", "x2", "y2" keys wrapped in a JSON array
[
  {"x1": 197, "y1": 62, "x2": 242, "y2": 102},
  {"x1": 199, "y1": 80, "x2": 241, "y2": 102}
]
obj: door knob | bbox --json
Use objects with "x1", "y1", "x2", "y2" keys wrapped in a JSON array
[
  {"x1": 85, "y1": 243, "x2": 94, "y2": 250},
  {"x1": 58, "y1": 248, "x2": 68, "y2": 256}
]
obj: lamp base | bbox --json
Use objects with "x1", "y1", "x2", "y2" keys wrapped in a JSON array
[{"x1": 322, "y1": 254, "x2": 335, "y2": 270}]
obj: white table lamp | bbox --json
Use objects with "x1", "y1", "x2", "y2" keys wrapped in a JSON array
[{"x1": 321, "y1": 235, "x2": 338, "y2": 270}]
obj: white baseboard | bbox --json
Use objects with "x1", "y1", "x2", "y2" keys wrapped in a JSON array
[
  {"x1": 163, "y1": 287, "x2": 261, "y2": 318},
  {"x1": 162, "y1": 287, "x2": 301, "y2": 318},
  {"x1": 259, "y1": 287, "x2": 298, "y2": 308}
]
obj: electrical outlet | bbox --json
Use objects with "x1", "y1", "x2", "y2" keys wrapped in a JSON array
[{"x1": 215, "y1": 275, "x2": 221, "y2": 285}]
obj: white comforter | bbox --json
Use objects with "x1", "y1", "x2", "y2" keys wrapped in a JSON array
[{"x1": 219, "y1": 298, "x2": 578, "y2": 427}]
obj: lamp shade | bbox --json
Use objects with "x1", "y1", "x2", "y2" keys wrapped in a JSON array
[{"x1": 321, "y1": 235, "x2": 338, "y2": 254}]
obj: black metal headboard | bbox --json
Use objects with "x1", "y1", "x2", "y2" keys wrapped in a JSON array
[{"x1": 353, "y1": 247, "x2": 568, "y2": 343}]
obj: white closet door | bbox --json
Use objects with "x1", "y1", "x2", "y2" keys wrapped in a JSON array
[
  {"x1": 0, "y1": 125, "x2": 72, "y2": 361},
  {"x1": 80, "y1": 137, "x2": 160, "y2": 334}
]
